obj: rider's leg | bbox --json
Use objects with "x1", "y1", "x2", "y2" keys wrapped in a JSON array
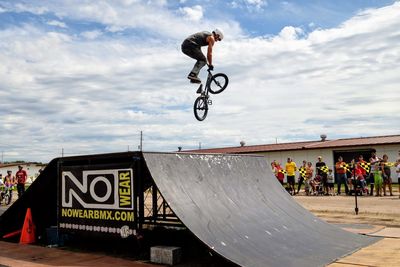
[
  {"x1": 190, "y1": 59, "x2": 206, "y2": 77},
  {"x1": 182, "y1": 45, "x2": 206, "y2": 82}
]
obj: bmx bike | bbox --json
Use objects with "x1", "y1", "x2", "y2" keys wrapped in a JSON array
[{"x1": 193, "y1": 68, "x2": 229, "y2": 121}]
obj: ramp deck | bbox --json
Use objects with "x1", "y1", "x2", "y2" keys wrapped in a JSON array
[{"x1": 143, "y1": 152, "x2": 378, "y2": 267}]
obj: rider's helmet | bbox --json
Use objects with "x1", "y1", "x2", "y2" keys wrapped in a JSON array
[{"x1": 213, "y1": 28, "x2": 224, "y2": 41}]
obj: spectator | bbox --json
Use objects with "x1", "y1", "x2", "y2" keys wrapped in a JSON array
[
  {"x1": 326, "y1": 169, "x2": 335, "y2": 195},
  {"x1": 306, "y1": 162, "x2": 318, "y2": 195},
  {"x1": 373, "y1": 162, "x2": 383, "y2": 197},
  {"x1": 381, "y1": 154, "x2": 393, "y2": 196},
  {"x1": 335, "y1": 156, "x2": 349, "y2": 195},
  {"x1": 297, "y1": 160, "x2": 307, "y2": 194},
  {"x1": 285, "y1": 158, "x2": 297, "y2": 195},
  {"x1": 356, "y1": 155, "x2": 368, "y2": 181},
  {"x1": 273, "y1": 162, "x2": 285, "y2": 186},
  {"x1": 4, "y1": 170, "x2": 15, "y2": 203},
  {"x1": 316, "y1": 156, "x2": 328, "y2": 195},
  {"x1": 271, "y1": 161, "x2": 277, "y2": 172},
  {"x1": 15, "y1": 165, "x2": 27, "y2": 198},
  {"x1": 369, "y1": 150, "x2": 381, "y2": 196},
  {"x1": 352, "y1": 161, "x2": 367, "y2": 194}
]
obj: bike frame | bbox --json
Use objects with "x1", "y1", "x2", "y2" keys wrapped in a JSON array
[
  {"x1": 193, "y1": 68, "x2": 228, "y2": 121},
  {"x1": 197, "y1": 69, "x2": 214, "y2": 96}
]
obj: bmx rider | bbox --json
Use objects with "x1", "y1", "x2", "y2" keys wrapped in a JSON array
[{"x1": 181, "y1": 29, "x2": 224, "y2": 84}]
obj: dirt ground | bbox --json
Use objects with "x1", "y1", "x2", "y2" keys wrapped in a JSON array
[{"x1": 294, "y1": 186, "x2": 400, "y2": 227}]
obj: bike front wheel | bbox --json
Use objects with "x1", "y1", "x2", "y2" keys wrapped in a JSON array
[
  {"x1": 208, "y1": 73, "x2": 229, "y2": 94},
  {"x1": 193, "y1": 96, "x2": 208, "y2": 121}
]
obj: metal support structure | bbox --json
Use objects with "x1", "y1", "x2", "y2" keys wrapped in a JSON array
[{"x1": 352, "y1": 160, "x2": 359, "y2": 215}]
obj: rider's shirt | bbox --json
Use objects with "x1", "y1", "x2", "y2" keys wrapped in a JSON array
[{"x1": 183, "y1": 31, "x2": 212, "y2": 47}]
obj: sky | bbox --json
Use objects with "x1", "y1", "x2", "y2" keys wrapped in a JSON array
[{"x1": 0, "y1": 0, "x2": 399, "y2": 163}]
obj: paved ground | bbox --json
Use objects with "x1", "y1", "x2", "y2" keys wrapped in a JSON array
[
  {"x1": 294, "y1": 191, "x2": 400, "y2": 227},
  {"x1": 0, "y1": 191, "x2": 399, "y2": 266},
  {"x1": 296, "y1": 192, "x2": 400, "y2": 267},
  {"x1": 0, "y1": 241, "x2": 157, "y2": 267}
]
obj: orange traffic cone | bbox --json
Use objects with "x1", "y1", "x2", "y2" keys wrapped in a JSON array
[{"x1": 19, "y1": 208, "x2": 36, "y2": 244}]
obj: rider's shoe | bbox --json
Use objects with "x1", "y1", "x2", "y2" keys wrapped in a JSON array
[{"x1": 188, "y1": 72, "x2": 201, "y2": 83}]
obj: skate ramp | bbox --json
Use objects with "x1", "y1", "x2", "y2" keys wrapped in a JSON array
[{"x1": 143, "y1": 152, "x2": 378, "y2": 267}]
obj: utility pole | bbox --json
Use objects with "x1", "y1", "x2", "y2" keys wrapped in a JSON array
[
  {"x1": 62, "y1": 148, "x2": 64, "y2": 157},
  {"x1": 139, "y1": 131, "x2": 143, "y2": 151},
  {"x1": 199, "y1": 142, "x2": 201, "y2": 150}
]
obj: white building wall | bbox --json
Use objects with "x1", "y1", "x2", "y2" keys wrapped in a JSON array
[{"x1": 0, "y1": 163, "x2": 45, "y2": 183}]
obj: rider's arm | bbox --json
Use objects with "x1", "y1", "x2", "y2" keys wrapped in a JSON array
[{"x1": 206, "y1": 35, "x2": 215, "y2": 66}]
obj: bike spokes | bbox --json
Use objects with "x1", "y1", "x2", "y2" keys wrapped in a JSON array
[
  {"x1": 208, "y1": 73, "x2": 229, "y2": 94},
  {"x1": 193, "y1": 96, "x2": 208, "y2": 121}
]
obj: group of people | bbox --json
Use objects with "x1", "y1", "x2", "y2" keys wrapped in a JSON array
[
  {"x1": 271, "y1": 150, "x2": 400, "y2": 197},
  {"x1": 0, "y1": 165, "x2": 28, "y2": 203},
  {"x1": 271, "y1": 157, "x2": 335, "y2": 196}
]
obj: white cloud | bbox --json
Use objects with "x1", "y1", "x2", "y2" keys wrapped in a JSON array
[
  {"x1": 230, "y1": 0, "x2": 268, "y2": 11},
  {"x1": 0, "y1": 1, "x2": 399, "y2": 162},
  {"x1": 14, "y1": 3, "x2": 49, "y2": 14},
  {"x1": 277, "y1": 26, "x2": 304, "y2": 40},
  {"x1": 179, "y1": 5, "x2": 203, "y2": 22},
  {"x1": 47, "y1": 20, "x2": 67, "y2": 28},
  {"x1": 80, "y1": 30, "x2": 103, "y2": 39}
]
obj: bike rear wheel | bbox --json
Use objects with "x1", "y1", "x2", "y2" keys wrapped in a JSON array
[
  {"x1": 208, "y1": 73, "x2": 229, "y2": 94},
  {"x1": 193, "y1": 96, "x2": 208, "y2": 121}
]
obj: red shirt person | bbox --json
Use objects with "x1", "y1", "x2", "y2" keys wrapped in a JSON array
[{"x1": 16, "y1": 165, "x2": 28, "y2": 198}]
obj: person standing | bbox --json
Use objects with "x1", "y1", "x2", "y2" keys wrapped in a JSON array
[
  {"x1": 4, "y1": 170, "x2": 15, "y2": 203},
  {"x1": 369, "y1": 150, "x2": 381, "y2": 196},
  {"x1": 297, "y1": 160, "x2": 307, "y2": 194},
  {"x1": 316, "y1": 156, "x2": 328, "y2": 195},
  {"x1": 326, "y1": 169, "x2": 335, "y2": 195},
  {"x1": 285, "y1": 158, "x2": 297, "y2": 195},
  {"x1": 381, "y1": 154, "x2": 393, "y2": 196},
  {"x1": 335, "y1": 156, "x2": 349, "y2": 195},
  {"x1": 356, "y1": 155, "x2": 368, "y2": 180},
  {"x1": 15, "y1": 165, "x2": 28, "y2": 198},
  {"x1": 396, "y1": 159, "x2": 400, "y2": 199},
  {"x1": 306, "y1": 162, "x2": 317, "y2": 194},
  {"x1": 373, "y1": 163, "x2": 383, "y2": 197},
  {"x1": 274, "y1": 162, "x2": 285, "y2": 186}
]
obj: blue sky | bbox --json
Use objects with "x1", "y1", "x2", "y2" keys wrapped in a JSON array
[{"x1": 0, "y1": 0, "x2": 399, "y2": 162}]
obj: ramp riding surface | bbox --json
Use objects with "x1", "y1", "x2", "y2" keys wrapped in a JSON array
[{"x1": 143, "y1": 153, "x2": 378, "y2": 267}]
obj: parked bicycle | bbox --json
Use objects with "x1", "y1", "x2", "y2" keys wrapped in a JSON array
[
  {"x1": 0, "y1": 185, "x2": 13, "y2": 205},
  {"x1": 193, "y1": 68, "x2": 229, "y2": 121}
]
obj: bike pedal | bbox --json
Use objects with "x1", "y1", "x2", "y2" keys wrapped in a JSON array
[{"x1": 207, "y1": 99, "x2": 212, "y2": 105}]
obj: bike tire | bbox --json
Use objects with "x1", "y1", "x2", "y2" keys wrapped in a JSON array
[
  {"x1": 193, "y1": 96, "x2": 208, "y2": 121},
  {"x1": 208, "y1": 73, "x2": 229, "y2": 94},
  {"x1": 4, "y1": 194, "x2": 9, "y2": 206}
]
